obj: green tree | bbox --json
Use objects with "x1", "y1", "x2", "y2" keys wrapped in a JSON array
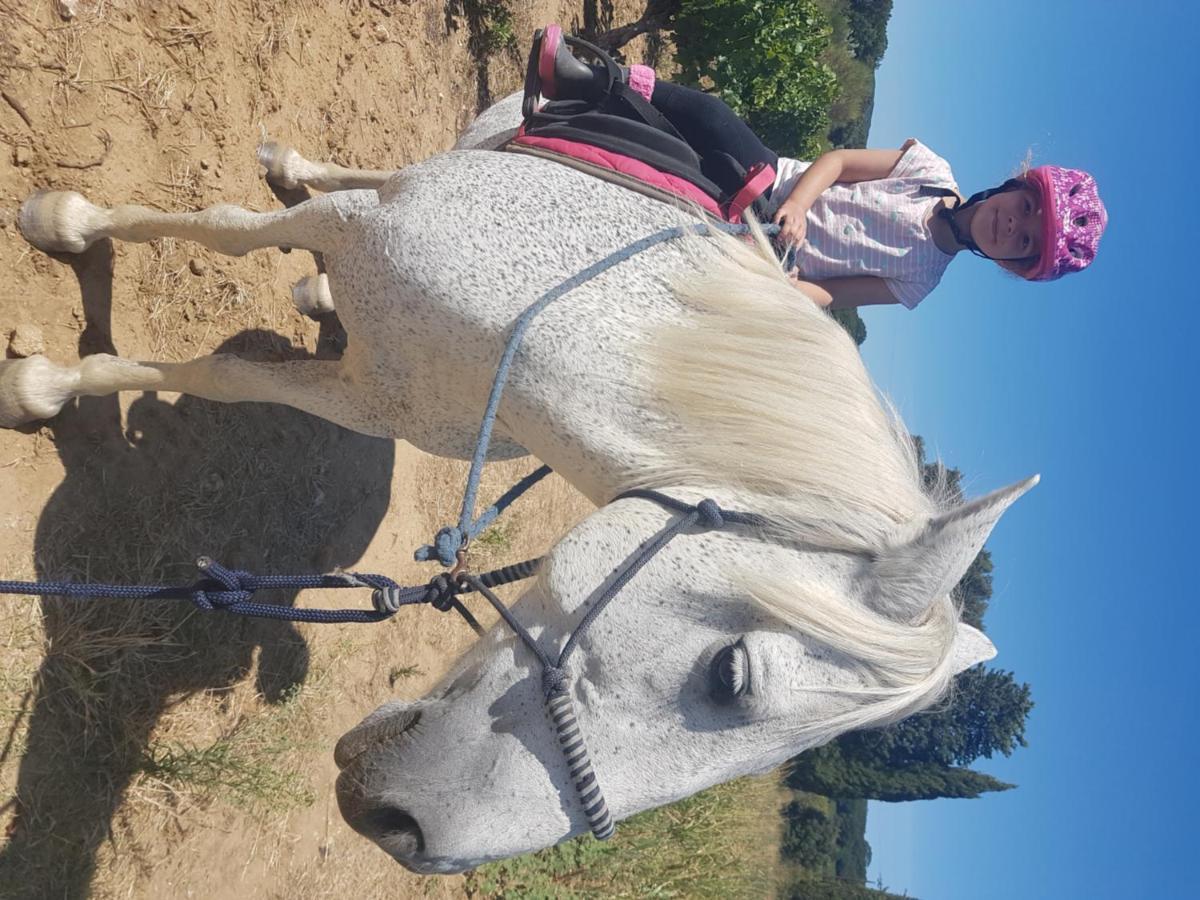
[
  {"x1": 955, "y1": 548, "x2": 994, "y2": 630},
  {"x1": 843, "y1": 666, "x2": 1033, "y2": 768},
  {"x1": 786, "y1": 666, "x2": 1032, "y2": 801},
  {"x1": 782, "y1": 876, "x2": 915, "y2": 899},
  {"x1": 845, "y1": 0, "x2": 893, "y2": 65},
  {"x1": 910, "y1": 434, "x2": 964, "y2": 500},
  {"x1": 782, "y1": 802, "x2": 838, "y2": 867},
  {"x1": 910, "y1": 434, "x2": 998, "y2": 628},
  {"x1": 672, "y1": 0, "x2": 840, "y2": 159},
  {"x1": 831, "y1": 307, "x2": 867, "y2": 345},
  {"x1": 833, "y1": 799, "x2": 871, "y2": 880},
  {"x1": 787, "y1": 741, "x2": 1014, "y2": 801}
]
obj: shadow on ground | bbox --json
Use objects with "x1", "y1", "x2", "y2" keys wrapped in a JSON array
[{"x1": 0, "y1": 240, "x2": 394, "y2": 898}]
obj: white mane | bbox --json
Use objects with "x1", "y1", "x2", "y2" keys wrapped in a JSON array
[{"x1": 633, "y1": 217, "x2": 962, "y2": 746}]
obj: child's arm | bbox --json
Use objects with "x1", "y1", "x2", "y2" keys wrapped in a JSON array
[
  {"x1": 790, "y1": 275, "x2": 900, "y2": 310},
  {"x1": 773, "y1": 140, "x2": 916, "y2": 246}
]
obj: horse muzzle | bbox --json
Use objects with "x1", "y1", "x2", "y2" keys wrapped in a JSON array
[{"x1": 335, "y1": 702, "x2": 429, "y2": 868}]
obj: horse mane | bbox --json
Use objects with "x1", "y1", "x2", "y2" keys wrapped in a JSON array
[{"x1": 628, "y1": 216, "x2": 963, "y2": 747}]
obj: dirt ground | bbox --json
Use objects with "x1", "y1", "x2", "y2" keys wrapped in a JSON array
[{"x1": 0, "y1": 1, "x2": 652, "y2": 897}]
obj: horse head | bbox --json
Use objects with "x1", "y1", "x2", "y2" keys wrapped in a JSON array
[{"x1": 334, "y1": 472, "x2": 1034, "y2": 872}]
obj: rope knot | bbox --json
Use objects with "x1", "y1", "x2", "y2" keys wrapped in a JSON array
[
  {"x1": 424, "y1": 573, "x2": 459, "y2": 612},
  {"x1": 542, "y1": 666, "x2": 569, "y2": 698},
  {"x1": 695, "y1": 499, "x2": 725, "y2": 529},
  {"x1": 414, "y1": 526, "x2": 465, "y2": 567},
  {"x1": 191, "y1": 557, "x2": 255, "y2": 611},
  {"x1": 373, "y1": 586, "x2": 402, "y2": 615}
]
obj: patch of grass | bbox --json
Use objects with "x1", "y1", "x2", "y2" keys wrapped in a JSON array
[
  {"x1": 480, "y1": 7, "x2": 516, "y2": 54},
  {"x1": 463, "y1": 0, "x2": 517, "y2": 54},
  {"x1": 472, "y1": 520, "x2": 514, "y2": 564},
  {"x1": 136, "y1": 688, "x2": 316, "y2": 813},
  {"x1": 473, "y1": 522, "x2": 513, "y2": 552},
  {"x1": 465, "y1": 774, "x2": 786, "y2": 898},
  {"x1": 465, "y1": 520, "x2": 519, "y2": 574}
]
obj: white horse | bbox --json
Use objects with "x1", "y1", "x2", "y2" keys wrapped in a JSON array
[{"x1": 3, "y1": 93, "x2": 1035, "y2": 873}]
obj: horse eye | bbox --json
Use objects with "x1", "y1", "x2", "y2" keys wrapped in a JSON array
[{"x1": 710, "y1": 639, "x2": 750, "y2": 701}]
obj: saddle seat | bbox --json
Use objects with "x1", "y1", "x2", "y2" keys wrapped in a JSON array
[{"x1": 504, "y1": 35, "x2": 773, "y2": 225}]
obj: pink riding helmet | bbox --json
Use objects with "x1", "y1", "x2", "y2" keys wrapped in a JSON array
[{"x1": 1022, "y1": 165, "x2": 1107, "y2": 281}]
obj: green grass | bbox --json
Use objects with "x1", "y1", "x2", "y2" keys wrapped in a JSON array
[
  {"x1": 473, "y1": 521, "x2": 514, "y2": 553},
  {"x1": 136, "y1": 686, "x2": 317, "y2": 812},
  {"x1": 465, "y1": 774, "x2": 786, "y2": 898},
  {"x1": 458, "y1": 0, "x2": 518, "y2": 55}
]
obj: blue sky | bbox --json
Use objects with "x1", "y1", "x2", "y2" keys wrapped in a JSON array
[{"x1": 858, "y1": 3, "x2": 1197, "y2": 898}]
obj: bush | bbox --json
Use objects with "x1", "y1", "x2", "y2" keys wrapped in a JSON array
[
  {"x1": 673, "y1": 0, "x2": 839, "y2": 159},
  {"x1": 781, "y1": 801, "x2": 837, "y2": 868}
]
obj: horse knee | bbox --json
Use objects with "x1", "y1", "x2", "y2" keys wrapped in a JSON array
[
  {"x1": 0, "y1": 356, "x2": 75, "y2": 427},
  {"x1": 292, "y1": 274, "x2": 335, "y2": 318},
  {"x1": 258, "y1": 140, "x2": 318, "y2": 190},
  {"x1": 18, "y1": 190, "x2": 109, "y2": 254}
]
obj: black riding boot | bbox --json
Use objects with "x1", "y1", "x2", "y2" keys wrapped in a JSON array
[{"x1": 536, "y1": 26, "x2": 628, "y2": 102}]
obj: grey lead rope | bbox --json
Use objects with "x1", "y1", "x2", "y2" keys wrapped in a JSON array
[{"x1": 459, "y1": 492, "x2": 760, "y2": 840}]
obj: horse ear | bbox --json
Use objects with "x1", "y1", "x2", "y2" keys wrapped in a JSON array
[
  {"x1": 952, "y1": 622, "x2": 996, "y2": 672},
  {"x1": 870, "y1": 475, "x2": 1040, "y2": 617}
]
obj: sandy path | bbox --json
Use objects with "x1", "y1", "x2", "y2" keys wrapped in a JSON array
[{"x1": 0, "y1": 1, "x2": 649, "y2": 896}]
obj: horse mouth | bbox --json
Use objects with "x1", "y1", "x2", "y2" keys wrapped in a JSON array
[{"x1": 334, "y1": 702, "x2": 422, "y2": 770}]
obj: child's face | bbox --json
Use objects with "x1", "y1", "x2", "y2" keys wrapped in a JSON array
[{"x1": 969, "y1": 186, "x2": 1042, "y2": 264}]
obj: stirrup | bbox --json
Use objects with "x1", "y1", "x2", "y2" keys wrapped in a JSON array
[{"x1": 523, "y1": 26, "x2": 623, "y2": 119}]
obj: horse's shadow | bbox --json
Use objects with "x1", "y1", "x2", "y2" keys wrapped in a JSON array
[{"x1": 0, "y1": 241, "x2": 394, "y2": 898}]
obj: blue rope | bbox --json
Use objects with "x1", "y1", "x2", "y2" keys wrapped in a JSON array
[
  {"x1": 0, "y1": 556, "x2": 406, "y2": 623},
  {"x1": 0, "y1": 556, "x2": 540, "y2": 627},
  {"x1": 417, "y1": 221, "x2": 779, "y2": 566}
]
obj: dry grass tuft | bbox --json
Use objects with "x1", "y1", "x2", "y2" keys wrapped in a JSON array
[
  {"x1": 160, "y1": 23, "x2": 213, "y2": 51},
  {"x1": 137, "y1": 236, "x2": 283, "y2": 360},
  {"x1": 250, "y1": 0, "x2": 315, "y2": 70}
]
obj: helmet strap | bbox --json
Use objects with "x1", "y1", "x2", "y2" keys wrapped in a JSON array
[{"x1": 921, "y1": 180, "x2": 1024, "y2": 261}]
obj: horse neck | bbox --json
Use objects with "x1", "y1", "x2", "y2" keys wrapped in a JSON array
[
  {"x1": 498, "y1": 357, "x2": 673, "y2": 506},
  {"x1": 489, "y1": 264, "x2": 695, "y2": 507}
]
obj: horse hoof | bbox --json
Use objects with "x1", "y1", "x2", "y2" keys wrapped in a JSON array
[
  {"x1": 292, "y1": 274, "x2": 335, "y2": 318},
  {"x1": 258, "y1": 140, "x2": 315, "y2": 190},
  {"x1": 0, "y1": 356, "x2": 69, "y2": 427},
  {"x1": 17, "y1": 190, "x2": 106, "y2": 254}
]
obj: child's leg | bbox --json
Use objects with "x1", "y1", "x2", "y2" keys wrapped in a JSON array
[
  {"x1": 649, "y1": 82, "x2": 778, "y2": 192},
  {"x1": 536, "y1": 27, "x2": 777, "y2": 195}
]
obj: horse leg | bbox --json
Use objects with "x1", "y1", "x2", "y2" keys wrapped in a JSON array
[
  {"x1": 258, "y1": 141, "x2": 396, "y2": 192},
  {"x1": 17, "y1": 187, "x2": 370, "y2": 256},
  {"x1": 255, "y1": 90, "x2": 525, "y2": 192},
  {"x1": 0, "y1": 352, "x2": 399, "y2": 436},
  {"x1": 292, "y1": 273, "x2": 335, "y2": 318}
]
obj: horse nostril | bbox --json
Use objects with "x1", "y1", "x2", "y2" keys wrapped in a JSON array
[{"x1": 359, "y1": 806, "x2": 425, "y2": 858}]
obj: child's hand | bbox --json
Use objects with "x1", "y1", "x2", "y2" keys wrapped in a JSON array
[{"x1": 773, "y1": 199, "x2": 809, "y2": 248}]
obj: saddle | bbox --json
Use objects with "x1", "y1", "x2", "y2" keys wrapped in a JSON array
[{"x1": 505, "y1": 35, "x2": 774, "y2": 224}]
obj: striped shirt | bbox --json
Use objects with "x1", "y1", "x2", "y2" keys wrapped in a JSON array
[{"x1": 770, "y1": 140, "x2": 959, "y2": 309}]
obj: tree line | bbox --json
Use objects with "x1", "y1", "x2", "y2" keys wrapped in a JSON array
[{"x1": 779, "y1": 442, "x2": 1034, "y2": 898}]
